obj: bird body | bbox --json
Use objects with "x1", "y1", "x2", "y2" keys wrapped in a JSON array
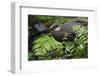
[{"x1": 50, "y1": 18, "x2": 88, "y2": 41}]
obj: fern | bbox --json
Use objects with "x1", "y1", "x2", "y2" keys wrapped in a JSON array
[
  {"x1": 32, "y1": 34, "x2": 63, "y2": 60},
  {"x1": 73, "y1": 25, "x2": 88, "y2": 58},
  {"x1": 29, "y1": 25, "x2": 88, "y2": 60},
  {"x1": 63, "y1": 25, "x2": 88, "y2": 58}
]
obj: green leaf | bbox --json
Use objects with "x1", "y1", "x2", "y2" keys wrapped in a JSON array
[{"x1": 32, "y1": 35, "x2": 63, "y2": 59}]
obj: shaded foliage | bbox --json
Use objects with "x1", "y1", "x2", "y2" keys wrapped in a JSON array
[{"x1": 28, "y1": 15, "x2": 88, "y2": 60}]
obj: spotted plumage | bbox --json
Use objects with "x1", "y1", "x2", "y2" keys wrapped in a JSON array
[{"x1": 50, "y1": 18, "x2": 88, "y2": 41}]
